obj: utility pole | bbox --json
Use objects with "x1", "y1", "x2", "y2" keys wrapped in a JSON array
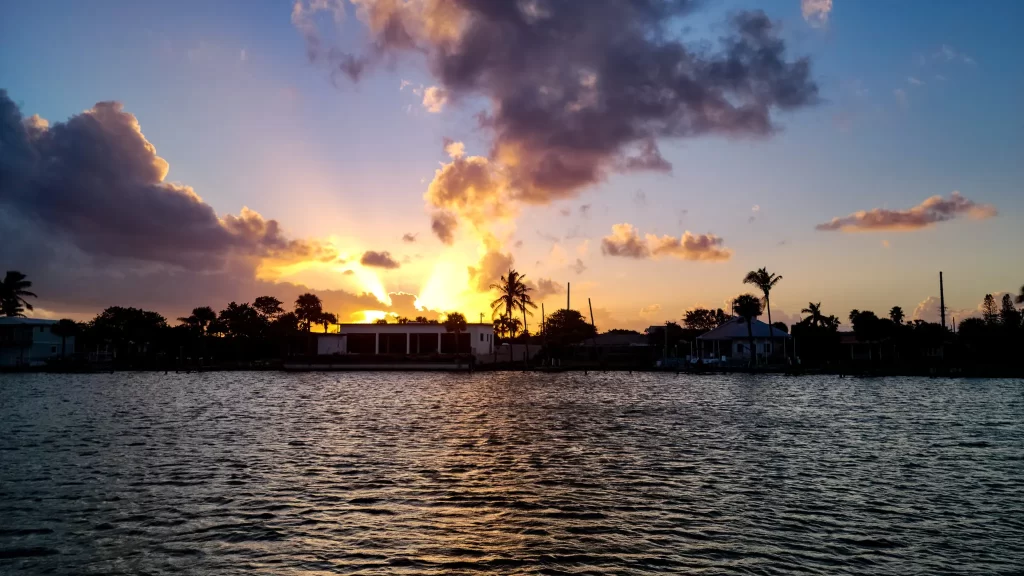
[
  {"x1": 567, "y1": 282, "x2": 570, "y2": 311},
  {"x1": 939, "y1": 271, "x2": 947, "y2": 331}
]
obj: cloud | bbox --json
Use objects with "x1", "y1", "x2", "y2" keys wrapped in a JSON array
[
  {"x1": 467, "y1": 249, "x2": 514, "y2": 292},
  {"x1": 571, "y1": 258, "x2": 587, "y2": 275},
  {"x1": 815, "y1": 191, "x2": 997, "y2": 232},
  {"x1": 579, "y1": 204, "x2": 591, "y2": 218},
  {"x1": 801, "y1": 0, "x2": 832, "y2": 28},
  {"x1": 423, "y1": 141, "x2": 513, "y2": 243},
  {"x1": 0, "y1": 91, "x2": 333, "y2": 272},
  {"x1": 748, "y1": 204, "x2": 760, "y2": 223},
  {"x1": 530, "y1": 278, "x2": 563, "y2": 299},
  {"x1": 936, "y1": 45, "x2": 975, "y2": 66},
  {"x1": 421, "y1": 85, "x2": 448, "y2": 113},
  {"x1": 301, "y1": 1, "x2": 818, "y2": 234},
  {"x1": 639, "y1": 304, "x2": 662, "y2": 317},
  {"x1": 359, "y1": 250, "x2": 400, "y2": 269},
  {"x1": 601, "y1": 223, "x2": 732, "y2": 261},
  {"x1": 907, "y1": 76, "x2": 924, "y2": 86},
  {"x1": 402, "y1": 232, "x2": 417, "y2": 243}
]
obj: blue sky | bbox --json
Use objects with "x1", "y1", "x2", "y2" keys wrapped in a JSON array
[{"x1": 2, "y1": 0, "x2": 1021, "y2": 328}]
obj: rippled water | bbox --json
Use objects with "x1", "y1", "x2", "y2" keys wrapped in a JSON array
[{"x1": 1, "y1": 372, "x2": 1023, "y2": 575}]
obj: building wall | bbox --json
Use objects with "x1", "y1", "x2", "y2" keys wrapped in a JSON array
[
  {"x1": 0, "y1": 322, "x2": 75, "y2": 366},
  {"x1": 319, "y1": 324, "x2": 495, "y2": 355}
]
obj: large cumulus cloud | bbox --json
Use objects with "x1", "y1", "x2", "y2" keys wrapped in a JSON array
[
  {"x1": 296, "y1": 0, "x2": 819, "y2": 243},
  {"x1": 0, "y1": 90, "x2": 415, "y2": 321}
]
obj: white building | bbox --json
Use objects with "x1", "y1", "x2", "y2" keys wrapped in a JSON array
[
  {"x1": 317, "y1": 323, "x2": 495, "y2": 356},
  {"x1": 0, "y1": 318, "x2": 75, "y2": 367},
  {"x1": 695, "y1": 317, "x2": 791, "y2": 362}
]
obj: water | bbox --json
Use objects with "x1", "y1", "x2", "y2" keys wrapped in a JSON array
[{"x1": 1, "y1": 373, "x2": 1022, "y2": 575}]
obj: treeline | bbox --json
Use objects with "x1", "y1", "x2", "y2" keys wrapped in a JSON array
[{"x1": 48, "y1": 293, "x2": 337, "y2": 367}]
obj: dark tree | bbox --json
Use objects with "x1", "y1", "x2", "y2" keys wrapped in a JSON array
[
  {"x1": 801, "y1": 302, "x2": 827, "y2": 327},
  {"x1": 489, "y1": 269, "x2": 536, "y2": 337},
  {"x1": 732, "y1": 294, "x2": 762, "y2": 365},
  {"x1": 982, "y1": 294, "x2": 999, "y2": 325},
  {"x1": 294, "y1": 293, "x2": 323, "y2": 332},
  {"x1": 51, "y1": 318, "x2": 80, "y2": 357},
  {"x1": 743, "y1": 268, "x2": 782, "y2": 357},
  {"x1": 684, "y1": 308, "x2": 728, "y2": 332},
  {"x1": 253, "y1": 296, "x2": 284, "y2": 319},
  {"x1": 543, "y1": 309, "x2": 597, "y2": 345},
  {"x1": 1, "y1": 271, "x2": 37, "y2": 317},
  {"x1": 889, "y1": 306, "x2": 905, "y2": 325}
]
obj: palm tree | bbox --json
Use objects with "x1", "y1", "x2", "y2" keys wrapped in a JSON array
[
  {"x1": 743, "y1": 268, "x2": 782, "y2": 359},
  {"x1": 319, "y1": 311, "x2": 338, "y2": 333},
  {"x1": 732, "y1": 294, "x2": 763, "y2": 366},
  {"x1": 444, "y1": 312, "x2": 468, "y2": 354},
  {"x1": 1, "y1": 271, "x2": 38, "y2": 317},
  {"x1": 800, "y1": 302, "x2": 826, "y2": 327},
  {"x1": 889, "y1": 306, "x2": 905, "y2": 325},
  {"x1": 294, "y1": 293, "x2": 323, "y2": 332},
  {"x1": 489, "y1": 269, "x2": 537, "y2": 338},
  {"x1": 51, "y1": 319, "x2": 79, "y2": 357},
  {"x1": 1016, "y1": 285, "x2": 1024, "y2": 306}
]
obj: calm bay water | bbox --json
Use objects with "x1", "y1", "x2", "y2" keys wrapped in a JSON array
[{"x1": 1, "y1": 372, "x2": 1022, "y2": 575}]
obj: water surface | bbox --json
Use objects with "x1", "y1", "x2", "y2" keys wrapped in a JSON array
[{"x1": 1, "y1": 372, "x2": 1022, "y2": 574}]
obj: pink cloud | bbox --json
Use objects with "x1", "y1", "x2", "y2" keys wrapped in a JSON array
[{"x1": 816, "y1": 191, "x2": 997, "y2": 232}]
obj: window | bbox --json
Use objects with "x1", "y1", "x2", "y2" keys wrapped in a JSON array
[
  {"x1": 480, "y1": 333, "x2": 484, "y2": 341},
  {"x1": 40, "y1": 326, "x2": 46, "y2": 333},
  {"x1": 51, "y1": 346, "x2": 57, "y2": 353}
]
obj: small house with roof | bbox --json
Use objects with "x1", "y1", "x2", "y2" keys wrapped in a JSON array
[
  {"x1": 695, "y1": 317, "x2": 791, "y2": 362},
  {"x1": 0, "y1": 317, "x2": 73, "y2": 367}
]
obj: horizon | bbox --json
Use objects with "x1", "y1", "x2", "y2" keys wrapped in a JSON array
[{"x1": 2, "y1": 0, "x2": 1022, "y2": 331}]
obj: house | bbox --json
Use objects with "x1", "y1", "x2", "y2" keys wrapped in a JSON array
[
  {"x1": 317, "y1": 323, "x2": 495, "y2": 356},
  {"x1": 696, "y1": 317, "x2": 791, "y2": 362},
  {"x1": 0, "y1": 318, "x2": 74, "y2": 367}
]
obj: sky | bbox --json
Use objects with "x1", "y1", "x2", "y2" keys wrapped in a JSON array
[{"x1": 1, "y1": 0, "x2": 1022, "y2": 331}]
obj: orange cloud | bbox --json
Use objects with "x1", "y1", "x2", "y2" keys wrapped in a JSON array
[
  {"x1": 816, "y1": 191, "x2": 997, "y2": 232},
  {"x1": 601, "y1": 223, "x2": 732, "y2": 262}
]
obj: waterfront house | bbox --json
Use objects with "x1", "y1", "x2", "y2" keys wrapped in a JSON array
[
  {"x1": 696, "y1": 317, "x2": 791, "y2": 362},
  {"x1": 317, "y1": 322, "x2": 495, "y2": 356},
  {"x1": 0, "y1": 318, "x2": 74, "y2": 367}
]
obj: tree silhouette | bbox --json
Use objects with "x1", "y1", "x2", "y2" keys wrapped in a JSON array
[
  {"x1": 253, "y1": 296, "x2": 284, "y2": 319},
  {"x1": 982, "y1": 294, "x2": 999, "y2": 325},
  {"x1": 683, "y1": 308, "x2": 728, "y2": 332},
  {"x1": 542, "y1": 309, "x2": 597, "y2": 345},
  {"x1": 801, "y1": 302, "x2": 826, "y2": 327},
  {"x1": 294, "y1": 293, "x2": 323, "y2": 332},
  {"x1": 743, "y1": 268, "x2": 782, "y2": 358},
  {"x1": 444, "y1": 312, "x2": 468, "y2": 354},
  {"x1": 414, "y1": 316, "x2": 429, "y2": 323},
  {"x1": 319, "y1": 311, "x2": 338, "y2": 333},
  {"x1": 51, "y1": 318, "x2": 79, "y2": 357},
  {"x1": 489, "y1": 269, "x2": 536, "y2": 337},
  {"x1": 1, "y1": 271, "x2": 37, "y2": 317},
  {"x1": 373, "y1": 318, "x2": 389, "y2": 325},
  {"x1": 889, "y1": 306, "x2": 905, "y2": 325},
  {"x1": 732, "y1": 294, "x2": 762, "y2": 366},
  {"x1": 1017, "y1": 285, "x2": 1024, "y2": 307},
  {"x1": 1000, "y1": 294, "x2": 1021, "y2": 328}
]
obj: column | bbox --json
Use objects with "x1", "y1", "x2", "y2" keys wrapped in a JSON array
[{"x1": 375, "y1": 332, "x2": 379, "y2": 355}]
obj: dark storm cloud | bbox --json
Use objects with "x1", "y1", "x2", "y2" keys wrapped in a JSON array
[
  {"x1": 359, "y1": 250, "x2": 401, "y2": 269},
  {"x1": 0, "y1": 90, "x2": 333, "y2": 271},
  {"x1": 304, "y1": 0, "x2": 818, "y2": 206}
]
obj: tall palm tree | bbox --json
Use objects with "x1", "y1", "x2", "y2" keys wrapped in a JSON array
[
  {"x1": 1, "y1": 271, "x2": 38, "y2": 317},
  {"x1": 732, "y1": 294, "x2": 763, "y2": 367},
  {"x1": 743, "y1": 268, "x2": 782, "y2": 358},
  {"x1": 444, "y1": 312, "x2": 468, "y2": 354},
  {"x1": 889, "y1": 306, "x2": 905, "y2": 325},
  {"x1": 489, "y1": 269, "x2": 537, "y2": 338}
]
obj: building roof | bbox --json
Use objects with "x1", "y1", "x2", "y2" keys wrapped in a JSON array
[
  {"x1": 696, "y1": 317, "x2": 791, "y2": 340},
  {"x1": 0, "y1": 317, "x2": 58, "y2": 325}
]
